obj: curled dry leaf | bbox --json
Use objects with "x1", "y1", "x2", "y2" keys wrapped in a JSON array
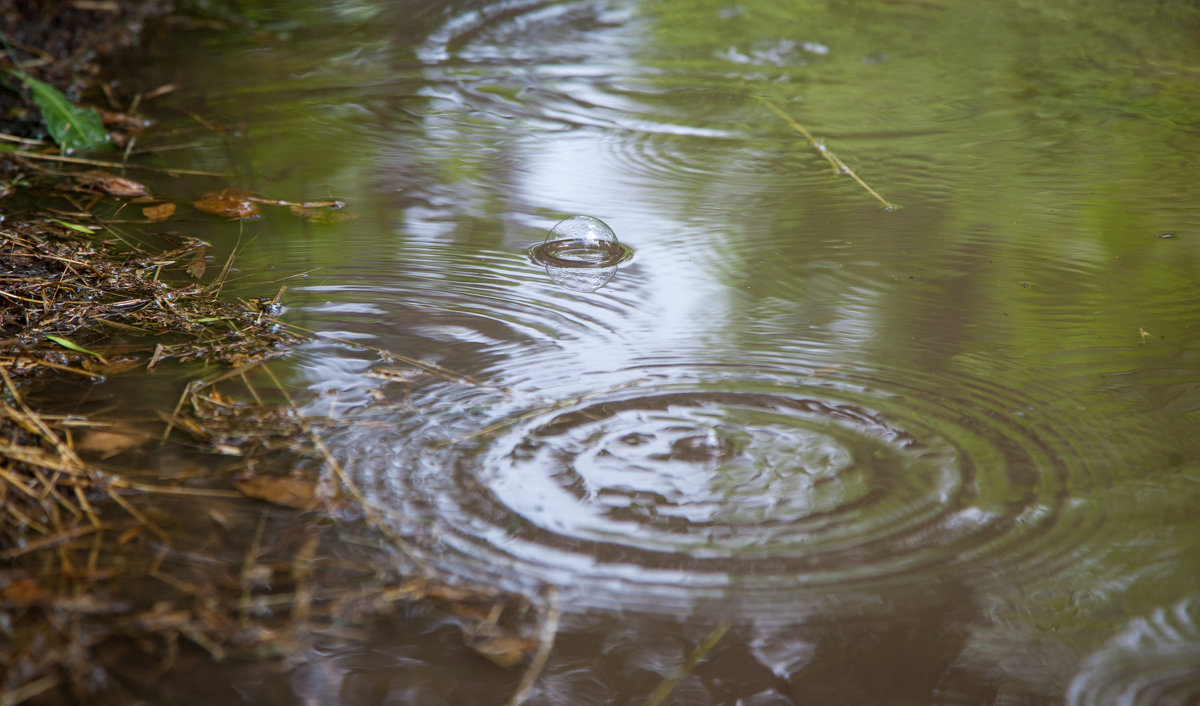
[
  {"x1": 73, "y1": 169, "x2": 150, "y2": 198},
  {"x1": 194, "y1": 188, "x2": 261, "y2": 220},
  {"x1": 142, "y1": 201, "x2": 176, "y2": 222}
]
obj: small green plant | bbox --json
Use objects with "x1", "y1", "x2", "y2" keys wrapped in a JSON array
[{"x1": 1, "y1": 29, "x2": 109, "y2": 153}]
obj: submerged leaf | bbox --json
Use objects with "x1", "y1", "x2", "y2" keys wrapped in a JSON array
[
  {"x1": 10, "y1": 72, "x2": 109, "y2": 153},
  {"x1": 235, "y1": 476, "x2": 320, "y2": 511},
  {"x1": 185, "y1": 247, "x2": 208, "y2": 279},
  {"x1": 290, "y1": 204, "x2": 358, "y2": 224}
]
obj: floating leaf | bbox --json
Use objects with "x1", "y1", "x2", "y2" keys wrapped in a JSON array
[
  {"x1": 9, "y1": 72, "x2": 109, "y2": 153},
  {"x1": 142, "y1": 201, "x2": 177, "y2": 222},
  {"x1": 47, "y1": 335, "x2": 106, "y2": 361},
  {"x1": 194, "y1": 188, "x2": 261, "y2": 220}
]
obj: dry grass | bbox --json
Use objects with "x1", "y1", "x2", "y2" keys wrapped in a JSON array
[{"x1": 0, "y1": 221, "x2": 544, "y2": 704}]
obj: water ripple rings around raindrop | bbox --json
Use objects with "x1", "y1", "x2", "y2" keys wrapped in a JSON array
[
  {"x1": 415, "y1": 0, "x2": 757, "y2": 188},
  {"x1": 289, "y1": 244, "x2": 650, "y2": 383},
  {"x1": 419, "y1": 0, "x2": 601, "y2": 65},
  {"x1": 349, "y1": 362, "x2": 1116, "y2": 616},
  {"x1": 1067, "y1": 598, "x2": 1200, "y2": 706}
]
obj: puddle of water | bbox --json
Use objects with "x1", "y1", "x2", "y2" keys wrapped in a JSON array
[{"x1": 106, "y1": 0, "x2": 1200, "y2": 702}]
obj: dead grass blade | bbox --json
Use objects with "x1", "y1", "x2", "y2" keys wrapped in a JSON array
[{"x1": 759, "y1": 98, "x2": 897, "y2": 210}]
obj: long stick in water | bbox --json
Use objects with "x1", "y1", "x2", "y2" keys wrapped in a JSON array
[{"x1": 759, "y1": 98, "x2": 896, "y2": 210}]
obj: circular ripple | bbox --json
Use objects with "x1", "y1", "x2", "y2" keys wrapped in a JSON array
[
  {"x1": 356, "y1": 364, "x2": 1111, "y2": 614},
  {"x1": 1068, "y1": 598, "x2": 1200, "y2": 706}
]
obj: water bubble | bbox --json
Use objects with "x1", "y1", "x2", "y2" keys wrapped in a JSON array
[
  {"x1": 549, "y1": 215, "x2": 617, "y2": 250},
  {"x1": 529, "y1": 216, "x2": 633, "y2": 292}
]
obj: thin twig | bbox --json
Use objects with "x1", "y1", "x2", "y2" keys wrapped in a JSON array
[
  {"x1": 0, "y1": 523, "x2": 102, "y2": 560},
  {"x1": 1, "y1": 673, "x2": 64, "y2": 706},
  {"x1": 240, "y1": 513, "x2": 268, "y2": 628},
  {"x1": 259, "y1": 364, "x2": 431, "y2": 574},
  {"x1": 9, "y1": 149, "x2": 231, "y2": 177},
  {"x1": 279, "y1": 320, "x2": 505, "y2": 395},
  {"x1": 759, "y1": 98, "x2": 896, "y2": 210},
  {"x1": 506, "y1": 587, "x2": 562, "y2": 706},
  {"x1": 641, "y1": 620, "x2": 732, "y2": 706}
]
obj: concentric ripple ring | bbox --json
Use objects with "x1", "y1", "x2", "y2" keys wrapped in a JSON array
[{"x1": 357, "y1": 365, "x2": 1099, "y2": 615}]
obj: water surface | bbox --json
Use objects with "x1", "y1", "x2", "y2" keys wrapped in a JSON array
[{"x1": 125, "y1": 0, "x2": 1200, "y2": 702}]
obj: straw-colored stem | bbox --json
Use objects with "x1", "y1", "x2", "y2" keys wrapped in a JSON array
[
  {"x1": 759, "y1": 98, "x2": 896, "y2": 210},
  {"x1": 506, "y1": 587, "x2": 562, "y2": 706},
  {"x1": 641, "y1": 620, "x2": 731, "y2": 706}
]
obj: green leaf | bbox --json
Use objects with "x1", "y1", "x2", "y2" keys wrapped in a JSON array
[
  {"x1": 8, "y1": 72, "x2": 108, "y2": 153},
  {"x1": 51, "y1": 219, "x2": 99, "y2": 234},
  {"x1": 47, "y1": 335, "x2": 106, "y2": 361}
]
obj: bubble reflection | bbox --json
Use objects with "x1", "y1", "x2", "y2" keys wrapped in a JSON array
[{"x1": 529, "y1": 216, "x2": 633, "y2": 292}]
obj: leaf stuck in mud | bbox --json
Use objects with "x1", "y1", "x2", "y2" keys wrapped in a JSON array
[
  {"x1": 9, "y1": 72, "x2": 110, "y2": 153},
  {"x1": 194, "y1": 188, "x2": 261, "y2": 220}
]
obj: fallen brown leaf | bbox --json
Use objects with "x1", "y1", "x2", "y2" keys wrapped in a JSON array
[
  {"x1": 142, "y1": 201, "x2": 177, "y2": 222},
  {"x1": 73, "y1": 170, "x2": 150, "y2": 198},
  {"x1": 466, "y1": 633, "x2": 537, "y2": 669},
  {"x1": 75, "y1": 426, "x2": 148, "y2": 458},
  {"x1": 195, "y1": 188, "x2": 261, "y2": 220}
]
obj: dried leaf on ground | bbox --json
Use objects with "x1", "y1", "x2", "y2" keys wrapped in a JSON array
[
  {"x1": 235, "y1": 476, "x2": 320, "y2": 511},
  {"x1": 194, "y1": 188, "x2": 261, "y2": 220}
]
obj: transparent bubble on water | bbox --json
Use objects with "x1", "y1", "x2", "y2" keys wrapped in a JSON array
[{"x1": 530, "y1": 216, "x2": 631, "y2": 292}]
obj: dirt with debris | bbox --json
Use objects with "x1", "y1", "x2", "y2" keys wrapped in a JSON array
[{"x1": 1, "y1": 4, "x2": 545, "y2": 704}]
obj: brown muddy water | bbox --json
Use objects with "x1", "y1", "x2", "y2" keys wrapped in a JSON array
[{"x1": 99, "y1": 0, "x2": 1200, "y2": 702}]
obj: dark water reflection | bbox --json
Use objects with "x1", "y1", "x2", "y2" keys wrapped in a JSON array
[{"x1": 123, "y1": 0, "x2": 1200, "y2": 702}]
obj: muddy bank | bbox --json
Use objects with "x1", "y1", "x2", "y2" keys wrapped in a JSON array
[{"x1": 1, "y1": 5, "x2": 543, "y2": 704}]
